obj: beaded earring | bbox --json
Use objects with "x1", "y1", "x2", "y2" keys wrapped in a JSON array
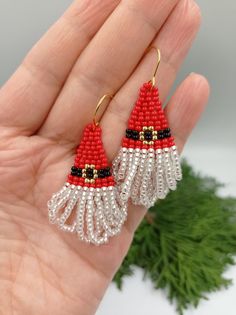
[
  {"x1": 112, "y1": 48, "x2": 182, "y2": 209},
  {"x1": 48, "y1": 95, "x2": 127, "y2": 245}
]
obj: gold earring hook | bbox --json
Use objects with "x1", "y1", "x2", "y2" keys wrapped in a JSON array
[
  {"x1": 93, "y1": 94, "x2": 113, "y2": 126},
  {"x1": 145, "y1": 46, "x2": 161, "y2": 87}
]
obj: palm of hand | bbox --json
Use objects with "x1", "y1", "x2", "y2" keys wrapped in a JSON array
[
  {"x1": 1, "y1": 131, "x2": 134, "y2": 314},
  {"x1": 0, "y1": 1, "x2": 209, "y2": 315}
]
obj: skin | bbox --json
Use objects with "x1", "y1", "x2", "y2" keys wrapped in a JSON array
[{"x1": 0, "y1": 0, "x2": 210, "y2": 314}]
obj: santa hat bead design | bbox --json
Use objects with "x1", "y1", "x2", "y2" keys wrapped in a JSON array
[
  {"x1": 48, "y1": 124, "x2": 127, "y2": 245},
  {"x1": 112, "y1": 82, "x2": 182, "y2": 209}
]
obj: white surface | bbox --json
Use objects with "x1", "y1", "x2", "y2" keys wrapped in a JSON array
[{"x1": 97, "y1": 145, "x2": 236, "y2": 315}]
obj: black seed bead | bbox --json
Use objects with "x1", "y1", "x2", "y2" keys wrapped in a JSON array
[
  {"x1": 98, "y1": 169, "x2": 105, "y2": 178},
  {"x1": 104, "y1": 167, "x2": 111, "y2": 176},
  {"x1": 132, "y1": 130, "x2": 139, "y2": 140},
  {"x1": 86, "y1": 168, "x2": 94, "y2": 179},
  {"x1": 98, "y1": 167, "x2": 111, "y2": 178},
  {"x1": 77, "y1": 168, "x2": 83, "y2": 177},
  {"x1": 71, "y1": 166, "x2": 78, "y2": 176},
  {"x1": 144, "y1": 130, "x2": 153, "y2": 141},
  {"x1": 126, "y1": 129, "x2": 133, "y2": 138},
  {"x1": 126, "y1": 129, "x2": 139, "y2": 140},
  {"x1": 163, "y1": 128, "x2": 171, "y2": 138}
]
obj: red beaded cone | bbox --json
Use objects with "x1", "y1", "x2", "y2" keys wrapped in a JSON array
[
  {"x1": 112, "y1": 82, "x2": 182, "y2": 208},
  {"x1": 48, "y1": 124, "x2": 127, "y2": 245}
]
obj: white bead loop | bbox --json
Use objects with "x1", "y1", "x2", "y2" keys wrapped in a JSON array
[
  {"x1": 112, "y1": 145, "x2": 182, "y2": 208},
  {"x1": 47, "y1": 184, "x2": 127, "y2": 246}
]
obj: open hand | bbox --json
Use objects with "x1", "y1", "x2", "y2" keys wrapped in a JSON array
[{"x1": 0, "y1": 0, "x2": 209, "y2": 314}]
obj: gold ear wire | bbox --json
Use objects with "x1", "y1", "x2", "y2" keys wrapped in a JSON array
[
  {"x1": 93, "y1": 94, "x2": 113, "y2": 126},
  {"x1": 145, "y1": 46, "x2": 161, "y2": 87},
  {"x1": 93, "y1": 49, "x2": 160, "y2": 126}
]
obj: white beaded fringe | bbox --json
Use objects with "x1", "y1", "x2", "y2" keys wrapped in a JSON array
[
  {"x1": 48, "y1": 184, "x2": 127, "y2": 245},
  {"x1": 112, "y1": 145, "x2": 182, "y2": 209}
]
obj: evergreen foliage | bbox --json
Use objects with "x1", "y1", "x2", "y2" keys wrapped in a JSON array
[{"x1": 114, "y1": 160, "x2": 236, "y2": 314}]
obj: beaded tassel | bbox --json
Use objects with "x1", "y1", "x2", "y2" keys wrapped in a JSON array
[
  {"x1": 48, "y1": 124, "x2": 127, "y2": 245},
  {"x1": 112, "y1": 82, "x2": 182, "y2": 209}
]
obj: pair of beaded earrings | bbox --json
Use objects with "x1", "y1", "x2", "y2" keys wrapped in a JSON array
[{"x1": 48, "y1": 48, "x2": 182, "y2": 245}]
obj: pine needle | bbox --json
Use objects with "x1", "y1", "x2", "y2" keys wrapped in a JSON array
[{"x1": 113, "y1": 160, "x2": 236, "y2": 314}]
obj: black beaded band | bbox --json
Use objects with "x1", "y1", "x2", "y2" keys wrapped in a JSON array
[
  {"x1": 71, "y1": 166, "x2": 111, "y2": 179},
  {"x1": 126, "y1": 127, "x2": 171, "y2": 141}
]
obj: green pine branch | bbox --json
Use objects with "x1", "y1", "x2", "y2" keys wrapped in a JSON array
[{"x1": 113, "y1": 160, "x2": 236, "y2": 315}]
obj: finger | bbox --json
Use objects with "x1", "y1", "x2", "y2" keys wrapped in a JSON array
[
  {"x1": 39, "y1": 0, "x2": 180, "y2": 143},
  {"x1": 0, "y1": 0, "x2": 120, "y2": 135},
  {"x1": 165, "y1": 73, "x2": 210, "y2": 152},
  {"x1": 125, "y1": 73, "x2": 210, "y2": 233},
  {"x1": 101, "y1": 0, "x2": 202, "y2": 159}
]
